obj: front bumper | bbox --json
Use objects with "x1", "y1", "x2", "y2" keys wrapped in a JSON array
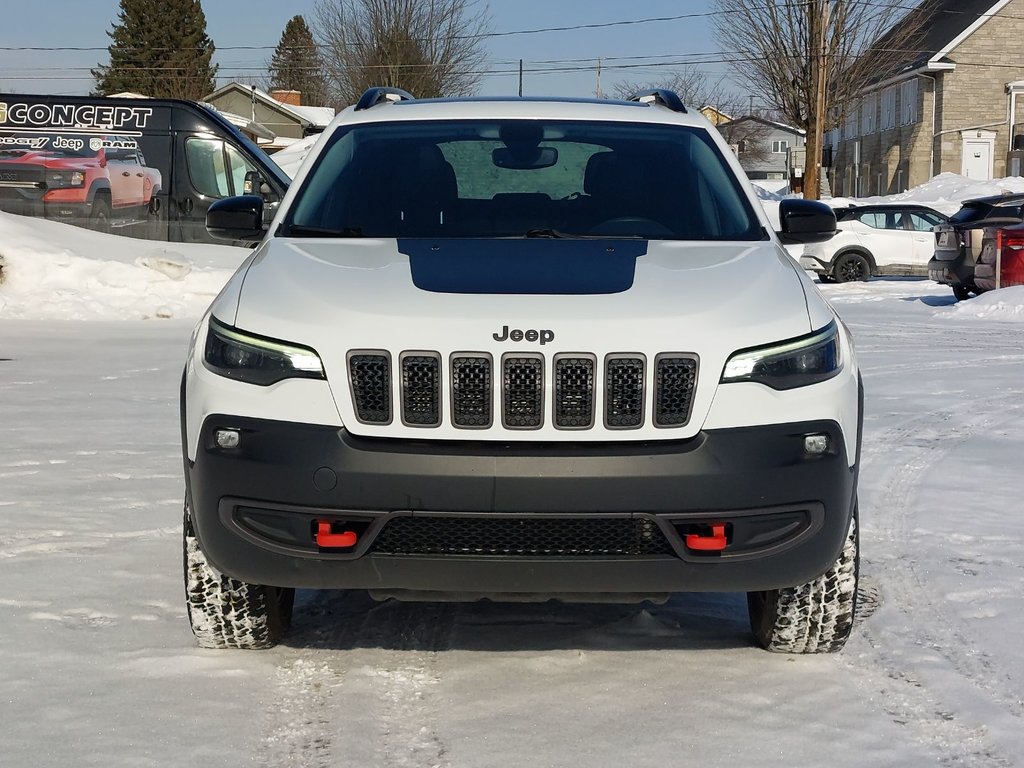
[{"x1": 185, "y1": 415, "x2": 859, "y2": 594}]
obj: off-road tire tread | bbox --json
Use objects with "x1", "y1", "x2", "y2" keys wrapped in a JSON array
[
  {"x1": 748, "y1": 513, "x2": 858, "y2": 654},
  {"x1": 183, "y1": 510, "x2": 290, "y2": 650}
]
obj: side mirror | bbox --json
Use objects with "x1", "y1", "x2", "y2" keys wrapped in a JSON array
[
  {"x1": 206, "y1": 195, "x2": 265, "y2": 242},
  {"x1": 776, "y1": 199, "x2": 837, "y2": 245}
]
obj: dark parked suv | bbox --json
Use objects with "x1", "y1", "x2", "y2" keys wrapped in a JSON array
[{"x1": 929, "y1": 193, "x2": 1024, "y2": 299}]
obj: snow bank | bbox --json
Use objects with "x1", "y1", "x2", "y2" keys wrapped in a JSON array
[
  {"x1": 0, "y1": 211, "x2": 245, "y2": 321},
  {"x1": 943, "y1": 284, "x2": 1024, "y2": 321},
  {"x1": 824, "y1": 172, "x2": 1024, "y2": 215}
]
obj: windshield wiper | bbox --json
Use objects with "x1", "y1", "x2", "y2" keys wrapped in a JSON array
[
  {"x1": 523, "y1": 228, "x2": 645, "y2": 239},
  {"x1": 285, "y1": 224, "x2": 364, "y2": 238}
]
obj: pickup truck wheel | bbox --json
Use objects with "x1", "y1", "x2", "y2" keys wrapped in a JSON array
[
  {"x1": 89, "y1": 194, "x2": 112, "y2": 234},
  {"x1": 832, "y1": 252, "x2": 871, "y2": 283},
  {"x1": 747, "y1": 509, "x2": 858, "y2": 653},
  {"x1": 183, "y1": 506, "x2": 294, "y2": 649}
]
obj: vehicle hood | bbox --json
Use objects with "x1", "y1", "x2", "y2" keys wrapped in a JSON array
[{"x1": 220, "y1": 237, "x2": 825, "y2": 439}]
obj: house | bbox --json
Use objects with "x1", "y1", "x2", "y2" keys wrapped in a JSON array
[
  {"x1": 829, "y1": 0, "x2": 1024, "y2": 197},
  {"x1": 202, "y1": 83, "x2": 335, "y2": 148},
  {"x1": 699, "y1": 105, "x2": 733, "y2": 126},
  {"x1": 718, "y1": 115, "x2": 806, "y2": 184}
]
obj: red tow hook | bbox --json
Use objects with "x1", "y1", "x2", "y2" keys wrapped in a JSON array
[
  {"x1": 685, "y1": 524, "x2": 728, "y2": 552},
  {"x1": 315, "y1": 521, "x2": 358, "y2": 549}
]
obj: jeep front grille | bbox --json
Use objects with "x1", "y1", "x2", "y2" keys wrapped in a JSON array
[
  {"x1": 553, "y1": 355, "x2": 595, "y2": 428},
  {"x1": 605, "y1": 355, "x2": 645, "y2": 429},
  {"x1": 368, "y1": 515, "x2": 674, "y2": 557},
  {"x1": 345, "y1": 350, "x2": 697, "y2": 431},
  {"x1": 348, "y1": 352, "x2": 391, "y2": 424},
  {"x1": 451, "y1": 355, "x2": 493, "y2": 428},
  {"x1": 400, "y1": 353, "x2": 441, "y2": 426},
  {"x1": 502, "y1": 355, "x2": 544, "y2": 429},
  {"x1": 654, "y1": 355, "x2": 699, "y2": 427}
]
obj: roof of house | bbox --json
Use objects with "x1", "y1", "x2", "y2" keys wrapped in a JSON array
[
  {"x1": 719, "y1": 114, "x2": 806, "y2": 136},
  {"x1": 203, "y1": 82, "x2": 336, "y2": 129},
  {"x1": 869, "y1": 0, "x2": 1011, "y2": 82}
]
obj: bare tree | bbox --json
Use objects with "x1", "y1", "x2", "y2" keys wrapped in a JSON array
[
  {"x1": 313, "y1": 0, "x2": 490, "y2": 106},
  {"x1": 611, "y1": 67, "x2": 731, "y2": 108},
  {"x1": 713, "y1": 0, "x2": 923, "y2": 198}
]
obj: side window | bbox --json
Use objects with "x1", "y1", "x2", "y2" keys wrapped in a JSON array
[
  {"x1": 857, "y1": 212, "x2": 885, "y2": 229},
  {"x1": 185, "y1": 138, "x2": 231, "y2": 198},
  {"x1": 858, "y1": 211, "x2": 903, "y2": 230},
  {"x1": 909, "y1": 212, "x2": 941, "y2": 231},
  {"x1": 226, "y1": 144, "x2": 256, "y2": 196}
]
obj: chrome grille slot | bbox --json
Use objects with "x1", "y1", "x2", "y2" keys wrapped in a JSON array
[
  {"x1": 605, "y1": 355, "x2": 645, "y2": 429},
  {"x1": 348, "y1": 351, "x2": 392, "y2": 424},
  {"x1": 451, "y1": 354, "x2": 493, "y2": 428},
  {"x1": 502, "y1": 354, "x2": 544, "y2": 429},
  {"x1": 654, "y1": 354, "x2": 698, "y2": 427},
  {"x1": 553, "y1": 354, "x2": 595, "y2": 429},
  {"x1": 400, "y1": 352, "x2": 441, "y2": 426}
]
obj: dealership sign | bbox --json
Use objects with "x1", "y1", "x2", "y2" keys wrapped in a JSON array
[{"x1": 0, "y1": 101, "x2": 152, "y2": 132}]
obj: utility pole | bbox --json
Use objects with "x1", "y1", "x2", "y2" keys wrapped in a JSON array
[
  {"x1": 518, "y1": 59, "x2": 523, "y2": 97},
  {"x1": 805, "y1": 0, "x2": 829, "y2": 200},
  {"x1": 596, "y1": 58, "x2": 603, "y2": 99}
]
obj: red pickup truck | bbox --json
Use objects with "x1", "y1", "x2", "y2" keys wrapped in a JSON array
[{"x1": 0, "y1": 134, "x2": 161, "y2": 232}]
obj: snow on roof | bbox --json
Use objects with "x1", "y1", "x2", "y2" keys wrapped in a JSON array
[{"x1": 288, "y1": 104, "x2": 336, "y2": 128}]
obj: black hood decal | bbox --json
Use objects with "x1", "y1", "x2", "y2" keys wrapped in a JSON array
[{"x1": 398, "y1": 238, "x2": 647, "y2": 295}]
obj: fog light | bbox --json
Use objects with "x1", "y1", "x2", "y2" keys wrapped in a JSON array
[
  {"x1": 214, "y1": 429, "x2": 240, "y2": 449},
  {"x1": 804, "y1": 434, "x2": 830, "y2": 455}
]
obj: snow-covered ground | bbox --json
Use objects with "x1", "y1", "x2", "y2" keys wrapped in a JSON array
[{"x1": 2, "y1": 192, "x2": 1024, "y2": 766}]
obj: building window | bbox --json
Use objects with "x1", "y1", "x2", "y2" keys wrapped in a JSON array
[
  {"x1": 881, "y1": 86, "x2": 897, "y2": 130},
  {"x1": 736, "y1": 139, "x2": 747, "y2": 153},
  {"x1": 844, "y1": 107, "x2": 858, "y2": 140},
  {"x1": 772, "y1": 139, "x2": 790, "y2": 153},
  {"x1": 861, "y1": 93, "x2": 877, "y2": 135},
  {"x1": 900, "y1": 79, "x2": 919, "y2": 125}
]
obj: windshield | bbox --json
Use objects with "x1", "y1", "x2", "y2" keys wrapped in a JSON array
[{"x1": 285, "y1": 119, "x2": 763, "y2": 240}]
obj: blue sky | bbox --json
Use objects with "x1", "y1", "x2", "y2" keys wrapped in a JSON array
[{"x1": 0, "y1": 0, "x2": 739, "y2": 101}]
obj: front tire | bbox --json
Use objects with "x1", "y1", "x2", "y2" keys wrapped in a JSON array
[
  {"x1": 183, "y1": 507, "x2": 294, "y2": 649},
  {"x1": 89, "y1": 193, "x2": 112, "y2": 234},
  {"x1": 952, "y1": 284, "x2": 972, "y2": 301},
  {"x1": 747, "y1": 509, "x2": 859, "y2": 653},
  {"x1": 832, "y1": 252, "x2": 871, "y2": 283}
]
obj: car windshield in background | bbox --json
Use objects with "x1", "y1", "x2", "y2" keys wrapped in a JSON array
[{"x1": 284, "y1": 120, "x2": 763, "y2": 240}]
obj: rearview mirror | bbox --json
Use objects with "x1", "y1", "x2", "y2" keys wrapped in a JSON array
[{"x1": 492, "y1": 146, "x2": 558, "y2": 170}]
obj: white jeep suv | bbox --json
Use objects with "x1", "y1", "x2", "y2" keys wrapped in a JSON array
[{"x1": 181, "y1": 88, "x2": 862, "y2": 653}]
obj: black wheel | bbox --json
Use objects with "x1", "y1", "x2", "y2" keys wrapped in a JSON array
[
  {"x1": 748, "y1": 508, "x2": 859, "y2": 653},
  {"x1": 952, "y1": 284, "x2": 971, "y2": 301},
  {"x1": 832, "y1": 252, "x2": 871, "y2": 283},
  {"x1": 183, "y1": 506, "x2": 294, "y2": 649},
  {"x1": 89, "y1": 193, "x2": 112, "y2": 234}
]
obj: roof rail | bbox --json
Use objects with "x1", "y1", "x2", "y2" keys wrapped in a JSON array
[
  {"x1": 628, "y1": 89, "x2": 687, "y2": 114},
  {"x1": 354, "y1": 87, "x2": 415, "y2": 111}
]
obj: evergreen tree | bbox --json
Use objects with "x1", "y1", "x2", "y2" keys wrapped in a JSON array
[
  {"x1": 268, "y1": 15, "x2": 326, "y2": 105},
  {"x1": 92, "y1": 0, "x2": 218, "y2": 99}
]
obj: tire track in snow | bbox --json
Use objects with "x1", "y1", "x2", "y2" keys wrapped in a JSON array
[
  {"x1": 850, "y1": 400, "x2": 1023, "y2": 765},
  {"x1": 355, "y1": 601, "x2": 458, "y2": 768},
  {"x1": 256, "y1": 596, "x2": 457, "y2": 768}
]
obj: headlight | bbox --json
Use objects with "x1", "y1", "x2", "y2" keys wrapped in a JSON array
[
  {"x1": 203, "y1": 317, "x2": 325, "y2": 386},
  {"x1": 721, "y1": 321, "x2": 841, "y2": 390},
  {"x1": 46, "y1": 170, "x2": 85, "y2": 188}
]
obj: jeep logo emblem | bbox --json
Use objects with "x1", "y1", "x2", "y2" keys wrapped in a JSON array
[{"x1": 493, "y1": 325, "x2": 554, "y2": 345}]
